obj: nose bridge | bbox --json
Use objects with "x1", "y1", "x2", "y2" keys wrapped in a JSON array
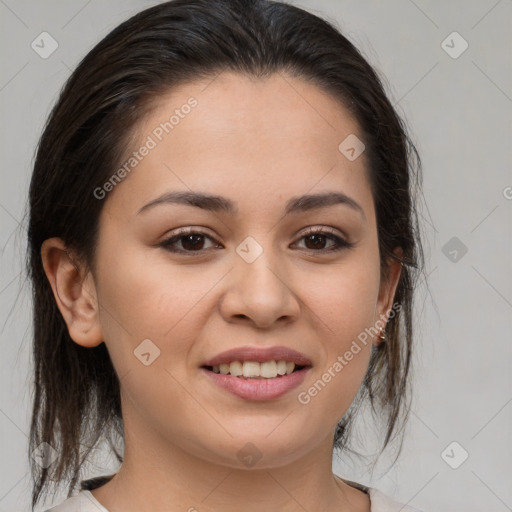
[
  {"x1": 220, "y1": 234, "x2": 299, "y2": 327},
  {"x1": 236, "y1": 234, "x2": 286, "y2": 297}
]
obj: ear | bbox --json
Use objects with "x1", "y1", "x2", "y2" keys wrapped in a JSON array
[
  {"x1": 374, "y1": 247, "x2": 403, "y2": 345},
  {"x1": 41, "y1": 237, "x2": 104, "y2": 348}
]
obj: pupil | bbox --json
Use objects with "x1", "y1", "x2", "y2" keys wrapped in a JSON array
[
  {"x1": 306, "y1": 234, "x2": 325, "y2": 250},
  {"x1": 182, "y1": 234, "x2": 204, "y2": 250}
]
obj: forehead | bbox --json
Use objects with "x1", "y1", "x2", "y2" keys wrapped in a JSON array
[
  {"x1": 103, "y1": 71, "x2": 372, "y2": 218},
  {"x1": 142, "y1": 71, "x2": 363, "y2": 152}
]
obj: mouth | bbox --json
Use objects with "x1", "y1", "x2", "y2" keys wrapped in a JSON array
[{"x1": 200, "y1": 346, "x2": 312, "y2": 401}]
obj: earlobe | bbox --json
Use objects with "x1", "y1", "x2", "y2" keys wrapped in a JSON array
[
  {"x1": 375, "y1": 248, "x2": 404, "y2": 344},
  {"x1": 40, "y1": 237, "x2": 104, "y2": 348}
]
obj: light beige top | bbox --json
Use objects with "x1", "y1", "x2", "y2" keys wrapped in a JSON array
[{"x1": 45, "y1": 486, "x2": 426, "y2": 511}]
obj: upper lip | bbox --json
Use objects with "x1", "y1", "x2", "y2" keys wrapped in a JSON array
[{"x1": 202, "y1": 346, "x2": 312, "y2": 367}]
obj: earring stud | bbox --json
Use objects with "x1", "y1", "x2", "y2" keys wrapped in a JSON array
[{"x1": 379, "y1": 328, "x2": 386, "y2": 343}]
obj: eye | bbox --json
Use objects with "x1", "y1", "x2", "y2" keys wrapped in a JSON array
[
  {"x1": 159, "y1": 228, "x2": 221, "y2": 254},
  {"x1": 293, "y1": 227, "x2": 353, "y2": 252},
  {"x1": 159, "y1": 226, "x2": 353, "y2": 255}
]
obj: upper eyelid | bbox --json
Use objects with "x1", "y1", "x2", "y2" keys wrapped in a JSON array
[
  {"x1": 164, "y1": 225, "x2": 346, "y2": 239},
  {"x1": 300, "y1": 226, "x2": 344, "y2": 238}
]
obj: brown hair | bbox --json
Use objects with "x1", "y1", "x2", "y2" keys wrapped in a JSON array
[{"x1": 27, "y1": 0, "x2": 424, "y2": 508}]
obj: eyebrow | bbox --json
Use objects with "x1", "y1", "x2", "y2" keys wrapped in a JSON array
[{"x1": 137, "y1": 190, "x2": 365, "y2": 219}]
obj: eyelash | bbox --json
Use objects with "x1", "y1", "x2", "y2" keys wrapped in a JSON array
[{"x1": 159, "y1": 227, "x2": 353, "y2": 255}]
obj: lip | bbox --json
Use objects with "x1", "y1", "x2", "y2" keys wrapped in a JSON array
[
  {"x1": 202, "y1": 345, "x2": 312, "y2": 367},
  {"x1": 201, "y1": 366, "x2": 311, "y2": 401}
]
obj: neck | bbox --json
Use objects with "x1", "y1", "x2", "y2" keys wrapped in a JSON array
[{"x1": 91, "y1": 401, "x2": 369, "y2": 512}]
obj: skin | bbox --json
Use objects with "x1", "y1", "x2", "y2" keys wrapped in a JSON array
[{"x1": 41, "y1": 71, "x2": 402, "y2": 512}]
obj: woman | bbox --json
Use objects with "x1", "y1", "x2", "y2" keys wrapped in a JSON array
[{"x1": 28, "y1": 0, "x2": 425, "y2": 510}]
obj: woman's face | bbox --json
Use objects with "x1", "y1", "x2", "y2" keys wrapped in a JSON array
[{"x1": 82, "y1": 72, "x2": 400, "y2": 468}]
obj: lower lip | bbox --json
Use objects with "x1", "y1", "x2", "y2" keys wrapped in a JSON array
[{"x1": 201, "y1": 367, "x2": 310, "y2": 401}]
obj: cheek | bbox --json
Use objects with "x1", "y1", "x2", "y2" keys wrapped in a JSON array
[
  {"x1": 298, "y1": 252, "x2": 381, "y2": 417},
  {"x1": 307, "y1": 250, "x2": 381, "y2": 342},
  {"x1": 93, "y1": 249, "x2": 219, "y2": 443},
  {"x1": 93, "y1": 242, "x2": 224, "y2": 373}
]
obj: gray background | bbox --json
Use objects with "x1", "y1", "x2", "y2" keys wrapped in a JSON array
[{"x1": 1, "y1": 0, "x2": 511, "y2": 511}]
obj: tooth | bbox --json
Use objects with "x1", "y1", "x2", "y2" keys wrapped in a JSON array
[
  {"x1": 286, "y1": 362, "x2": 295, "y2": 374},
  {"x1": 276, "y1": 360, "x2": 287, "y2": 375},
  {"x1": 242, "y1": 361, "x2": 260, "y2": 378},
  {"x1": 229, "y1": 361, "x2": 243, "y2": 377},
  {"x1": 211, "y1": 360, "x2": 299, "y2": 377},
  {"x1": 260, "y1": 360, "x2": 278, "y2": 378}
]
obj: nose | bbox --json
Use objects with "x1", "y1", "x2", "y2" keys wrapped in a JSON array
[{"x1": 218, "y1": 240, "x2": 300, "y2": 329}]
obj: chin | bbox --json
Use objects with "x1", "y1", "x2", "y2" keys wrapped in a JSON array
[{"x1": 198, "y1": 430, "x2": 316, "y2": 470}]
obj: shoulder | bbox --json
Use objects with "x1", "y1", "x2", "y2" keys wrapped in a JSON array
[
  {"x1": 337, "y1": 477, "x2": 428, "y2": 512},
  {"x1": 44, "y1": 490, "x2": 109, "y2": 512},
  {"x1": 368, "y1": 487, "x2": 427, "y2": 512}
]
